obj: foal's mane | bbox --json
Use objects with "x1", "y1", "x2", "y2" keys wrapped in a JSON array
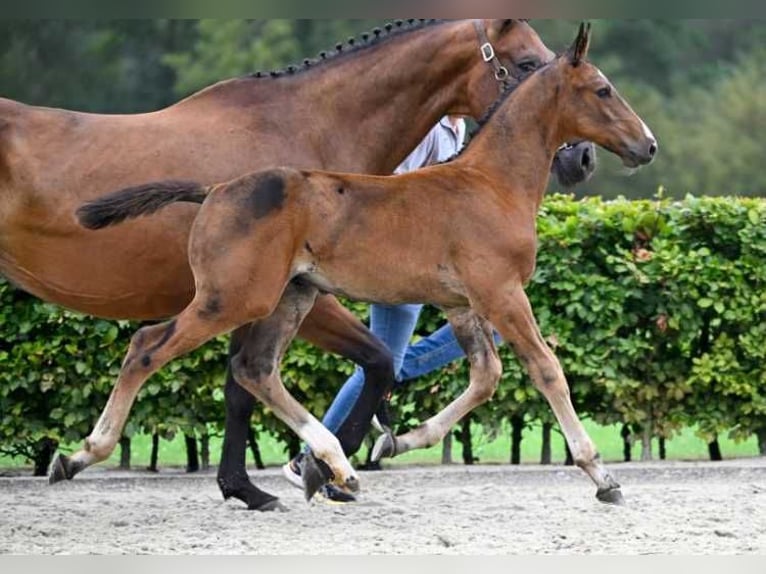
[
  {"x1": 243, "y1": 19, "x2": 445, "y2": 80},
  {"x1": 446, "y1": 60, "x2": 556, "y2": 164}
]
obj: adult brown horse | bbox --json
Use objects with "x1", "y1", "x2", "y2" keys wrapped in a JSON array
[
  {"x1": 76, "y1": 22, "x2": 655, "y2": 505},
  {"x1": 1, "y1": 19, "x2": 591, "y2": 510}
]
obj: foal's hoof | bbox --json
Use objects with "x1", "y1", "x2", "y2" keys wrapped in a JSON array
[
  {"x1": 596, "y1": 486, "x2": 625, "y2": 505},
  {"x1": 48, "y1": 453, "x2": 81, "y2": 484},
  {"x1": 371, "y1": 431, "x2": 397, "y2": 462},
  {"x1": 300, "y1": 452, "x2": 334, "y2": 502}
]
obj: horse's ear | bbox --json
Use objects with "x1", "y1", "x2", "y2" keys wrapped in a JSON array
[
  {"x1": 567, "y1": 21, "x2": 592, "y2": 66},
  {"x1": 489, "y1": 19, "x2": 516, "y2": 38}
]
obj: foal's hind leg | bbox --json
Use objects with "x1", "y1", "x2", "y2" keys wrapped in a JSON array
[
  {"x1": 373, "y1": 308, "x2": 501, "y2": 459},
  {"x1": 230, "y1": 282, "x2": 359, "y2": 501},
  {"x1": 49, "y1": 298, "x2": 243, "y2": 487},
  {"x1": 217, "y1": 294, "x2": 395, "y2": 509},
  {"x1": 483, "y1": 284, "x2": 623, "y2": 504}
]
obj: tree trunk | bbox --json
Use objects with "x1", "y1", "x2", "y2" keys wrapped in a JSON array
[
  {"x1": 756, "y1": 428, "x2": 766, "y2": 456},
  {"x1": 147, "y1": 432, "x2": 159, "y2": 472},
  {"x1": 621, "y1": 424, "x2": 632, "y2": 462},
  {"x1": 441, "y1": 432, "x2": 453, "y2": 465},
  {"x1": 564, "y1": 440, "x2": 574, "y2": 466},
  {"x1": 200, "y1": 433, "x2": 210, "y2": 470},
  {"x1": 540, "y1": 422, "x2": 552, "y2": 465},
  {"x1": 510, "y1": 415, "x2": 523, "y2": 465},
  {"x1": 640, "y1": 425, "x2": 653, "y2": 461},
  {"x1": 118, "y1": 436, "x2": 131, "y2": 470},
  {"x1": 246, "y1": 427, "x2": 265, "y2": 470},
  {"x1": 658, "y1": 436, "x2": 666, "y2": 460},
  {"x1": 460, "y1": 418, "x2": 475, "y2": 465},
  {"x1": 185, "y1": 433, "x2": 199, "y2": 472},
  {"x1": 32, "y1": 437, "x2": 58, "y2": 477},
  {"x1": 708, "y1": 437, "x2": 723, "y2": 461}
]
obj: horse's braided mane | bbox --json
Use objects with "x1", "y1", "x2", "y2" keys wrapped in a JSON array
[{"x1": 243, "y1": 19, "x2": 444, "y2": 80}]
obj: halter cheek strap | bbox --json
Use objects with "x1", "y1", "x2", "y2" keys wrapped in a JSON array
[{"x1": 473, "y1": 19, "x2": 511, "y2": 90}]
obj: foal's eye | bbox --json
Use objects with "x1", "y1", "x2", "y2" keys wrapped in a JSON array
[
  {"x1": 518, "y1": 60, "x2": 538, "y2": 74},
  {"x1": 596, "y1": 86, "x2": 612, "y2": 99}
]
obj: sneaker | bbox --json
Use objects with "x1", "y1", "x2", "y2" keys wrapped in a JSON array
[
  {"x1": 317, "y1": 483, "x2": 357, "y2": 503},
  {"x1": 282, "y1": 453, "x2": 304, "y2": 489}
]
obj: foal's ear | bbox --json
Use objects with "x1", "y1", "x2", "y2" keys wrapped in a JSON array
[{"x1": 567, "y1": 21, "x2": 592, "y2": 66}]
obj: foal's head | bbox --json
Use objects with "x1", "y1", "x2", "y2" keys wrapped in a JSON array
[{"x1": 554, "y1": 23, "x2": 657, "y2": 168}]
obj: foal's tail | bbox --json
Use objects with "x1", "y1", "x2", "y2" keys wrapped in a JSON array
[{"x1": 76, "y1": 180, "x2": 209, "y2": 230}]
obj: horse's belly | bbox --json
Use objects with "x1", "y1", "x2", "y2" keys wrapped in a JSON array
[{"x1": 0, "y1": 211, "x2": 197, "y2": 320}]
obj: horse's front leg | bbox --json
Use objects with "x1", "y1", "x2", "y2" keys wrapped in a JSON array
[
  {"x1": 230, "y1": 282, "x2": 359, "y2": 501},
  {"x1": 483, "y1": 284, "x2": 623, "y2": 504},
  {"x1": 298, "y1": 294, "x2": 395, "y2": 456},
  {"x1": 373, "y1": 308, "x2": 501, "y2": 459}
]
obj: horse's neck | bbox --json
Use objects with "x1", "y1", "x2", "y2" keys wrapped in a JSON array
[
  {"x1": 179, "y1": 21, "x2": 476, "y2": 175},
  {"x1": 461, "y1": 71, "x2": 561, "y2": 212}
]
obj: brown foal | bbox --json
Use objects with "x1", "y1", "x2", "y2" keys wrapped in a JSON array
[
  {"x1": 76, "y1": 23, "x2": 656, "y2": 504},
  {"x1": 4, "y1": 19, "x2": 586, "y2": 510}
]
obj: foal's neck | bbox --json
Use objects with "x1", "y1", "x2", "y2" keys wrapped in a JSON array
[
  {"x1": 460, "y1": 67, "x2": 563, "y2": 213},
  {"x1": 182, "y1": 21, "x2": 483, "y2": 175}
]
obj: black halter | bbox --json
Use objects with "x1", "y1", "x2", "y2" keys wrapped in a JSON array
[{"x1": 473, "y1": 20, "x2": 520, "y2": 94}]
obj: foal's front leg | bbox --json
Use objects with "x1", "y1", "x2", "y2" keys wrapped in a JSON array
[
  {"x1": 373, "y1": 308, "x2": 501, "y2": 459},
  {"x1": 230, "y1": 282, "x2": 359, "y2": 501},
  {"x1": 483, "y1": 284, "x2": 623, "y2": 504}
]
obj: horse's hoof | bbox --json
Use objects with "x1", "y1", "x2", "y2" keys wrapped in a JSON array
[
  {"x1": 596, "y1": 486, "x2": 625, "y2": 505},
  {"x1": 218, "y1": 473, "x2": 283, "y2": 511},
  {"x1": 300, "y1": 452, "x2": 334, "y2": 502},
  {"x1": 48, "y1": 453, "x2": 79, "y2": 484},
  {"x1": 371, "y1": 431, "x2": 397, "y2": 462},
  {"x1": 258, "y1": 498, "x2": 289, "y2": 512}
]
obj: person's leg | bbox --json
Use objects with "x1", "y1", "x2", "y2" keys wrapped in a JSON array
[
  {"x1": 398, "y1": 321, "x2": 504, "y2": 382},
  {"x1": 321, "y1": 303, "x2": 423, "y2": 433},
  {"x1": 284, "y1": 303, "x2": 424, "y2": 499}
]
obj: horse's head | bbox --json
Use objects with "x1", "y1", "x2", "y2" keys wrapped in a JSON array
[
  {"x1": 465, "y1": 20, "x2": 596, "y2": 188},
  {"x1": 465, "y1": 19, "x2": 556, "y2": 118},
  {"x1": 554, "y1": 23, "x2": 657, "y2": 168}
]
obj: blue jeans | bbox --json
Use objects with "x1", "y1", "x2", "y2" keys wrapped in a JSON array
[{"x1": 320, "y1": 303, "x2": 502, "y2": 434}]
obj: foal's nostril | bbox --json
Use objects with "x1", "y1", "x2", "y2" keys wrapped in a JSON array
[
  {"x1": 648, "y1": 142, "x2": 658, "y2": 158},
  {"x1": 581, "y1": 148, "x2": 591, "y2": 169}
]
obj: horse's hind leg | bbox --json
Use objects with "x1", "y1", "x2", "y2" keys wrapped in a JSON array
[
  {"x1": 49, "y1": 298, "x2": 243, "y2": 487},
  {"x1": 230, "y1": 282, "x2": 359, "y2": 501},
  {"x1": 216, "y1": 325, "x2": 283, "y2": 511},
  {"x1": 373, "y1": 308, "x2": 501, "y2": 460}
]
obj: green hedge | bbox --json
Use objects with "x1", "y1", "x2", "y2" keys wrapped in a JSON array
[{"x1": 1, "y1": 195, "x2": 764, "y2": 467}]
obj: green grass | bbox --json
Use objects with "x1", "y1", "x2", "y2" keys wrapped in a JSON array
[{"x1": 1, "y1": 419, "x2": 759, "y2": 471}]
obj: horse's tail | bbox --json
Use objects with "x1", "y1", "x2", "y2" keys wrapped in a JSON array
[{"x1": 76, "y1": 180, "x2": 209, "y2": 230}]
